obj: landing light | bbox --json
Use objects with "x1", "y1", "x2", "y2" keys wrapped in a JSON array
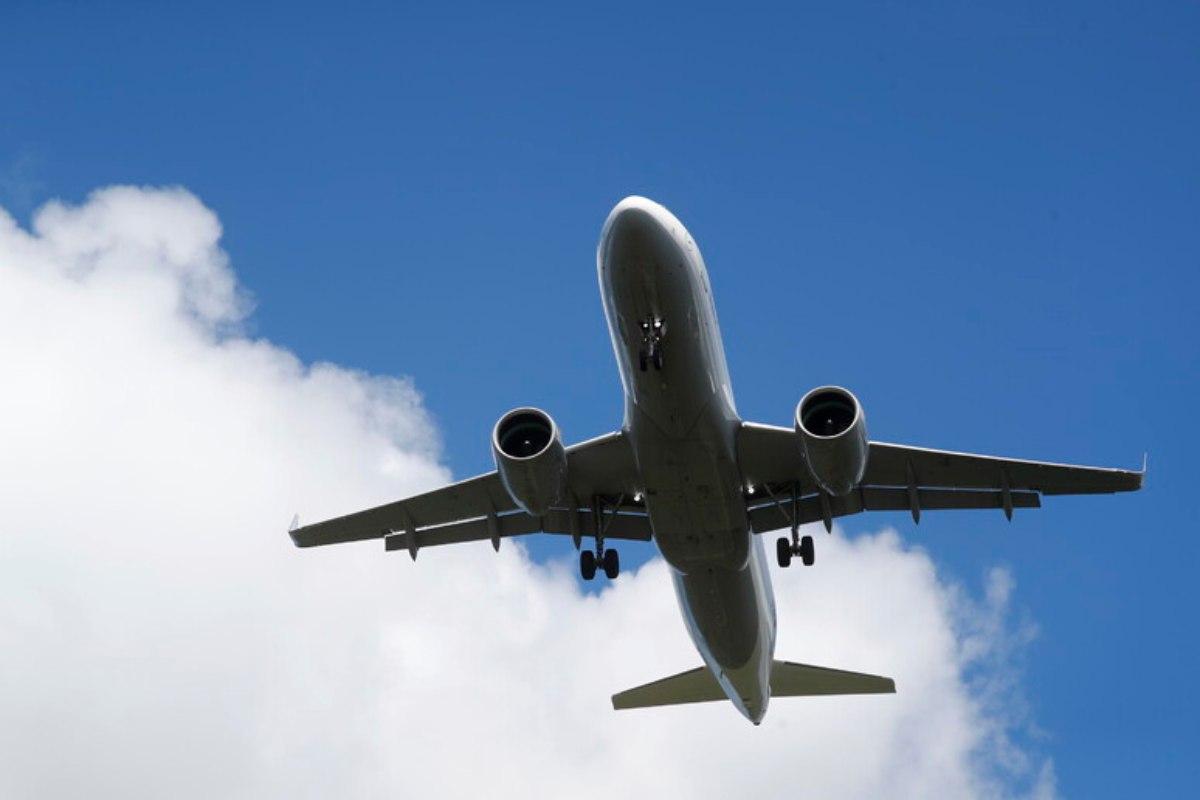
[{"x1": 633, "y1": 492, "x2": 643, "y2": 503}]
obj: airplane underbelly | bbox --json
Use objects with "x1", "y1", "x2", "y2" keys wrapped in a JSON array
[
  {"x1": 632, "y1": 414, "x2": 750, "y2": 573},
  {"x1": 602, "y1": 193, "x2": 750, "y2": 567},
  {"x1": 672, "y1": 563, "x2": 761, "y2": 668}
]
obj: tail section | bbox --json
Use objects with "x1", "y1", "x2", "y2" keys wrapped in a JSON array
[
  {"x1": 611, "y1": 665, "x2": 725, "y2": 710},
  {"x1": 612, "y1": 660, "x2": 894, "y2": 711}
]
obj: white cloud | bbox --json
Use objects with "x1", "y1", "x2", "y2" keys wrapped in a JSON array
[{"x1": 0, "y1": 186, "x2": 1055, "y2": 799}]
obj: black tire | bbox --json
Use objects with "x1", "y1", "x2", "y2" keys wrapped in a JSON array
[
  {"x1": 603, "y1": 548, "x2": 620, "y2": 579},
  {"x1": 776, "y1": 537, "x2": 792, "y2": 568},
  {"x1": 580, "y1": 549, "x2": 597, "y2": 581},
  {"x1": 639, "y1": 351, "x2": 648, "y2": 371},
  {"x1": 653, "y1": 349, "x2": 664, "y2": 370},
  {"x1": 799, "y1": 535, "x2": 815, "y2": 567}
]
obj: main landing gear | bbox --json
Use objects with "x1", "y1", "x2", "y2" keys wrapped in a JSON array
[
  {"x1": 776, "y1": 531, "x2": 815, "y2": 568},
  {"x1": 638, "y1": 316, "x2": 666, "y2": 371},
  {"x1": 580, "y1": 547, "x2": 620, "y2": 581},
  {"x1": 580, "y1": 495, "x2": 620, "y2": 581}
]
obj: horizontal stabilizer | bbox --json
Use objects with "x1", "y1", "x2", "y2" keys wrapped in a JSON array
[
  {"x1": 770, "y1": 660, "x2": 895, "y2": 697},
  {"x1": 612, "y1": 660, "x2": 895, "y2": 711},
  {"x1": 611, "y1": 666, "x2": 725, "y2": 710}
]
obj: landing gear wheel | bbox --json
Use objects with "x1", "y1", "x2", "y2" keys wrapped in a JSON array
[
  {"x1": 580, "y1": 549, "x2": 597, "y2": 581},
  {"x1": 639, "y1": 317, "x2": 666, "y2": 372},
  {"x1": 799, "y1": 534, "x2": 815, "y2": 567},
  {"x1": 776, "y1": 537, "x2": 793, "y2": 568},
  {"x1": 603, "y1": 548, "x2": 620, "y2": 579}
]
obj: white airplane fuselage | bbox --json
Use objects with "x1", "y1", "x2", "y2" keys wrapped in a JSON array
[{"x1": 598, "y1": 197, "x2": 777, "y2": 724}]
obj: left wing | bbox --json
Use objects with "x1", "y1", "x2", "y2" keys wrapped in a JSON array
[
  {"x1": 289, "y1": 430, "x2": 650, "y2": 557},
  {"x1": 737, "y1": 422, "x2": 1143, "y2": 532}
]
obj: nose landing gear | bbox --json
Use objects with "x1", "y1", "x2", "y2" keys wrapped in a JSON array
[{"x1": 638, "y1": 317, "x2": 666, "y2": 371}]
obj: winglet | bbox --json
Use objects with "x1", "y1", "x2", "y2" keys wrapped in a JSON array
[{"x1": 289, "y1": 514, "x2": 301, "y2": 533}]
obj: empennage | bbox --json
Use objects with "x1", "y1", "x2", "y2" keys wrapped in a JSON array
[{"x1": 612, "y1": 660, "x2": 895, "y2": 711}]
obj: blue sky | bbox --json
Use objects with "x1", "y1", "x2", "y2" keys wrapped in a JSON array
[{"x1": 2, "y1": 1, "x2": 1196, "y2": 795}]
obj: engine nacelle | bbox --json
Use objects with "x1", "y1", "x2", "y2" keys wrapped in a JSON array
[
  {"x1": 492, "y1": 407, "x2": 568, "y2": 516},
  {"x1": 795, "y1": 386, "x2": 869, "y2": 496}
]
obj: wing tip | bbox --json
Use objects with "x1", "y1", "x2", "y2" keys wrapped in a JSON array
[
  {"x1": 1124, "y1": 454, "x2": 1147, "y2": 491},
  {"x1": 287, "y1": 514, "x2": 308, "y2": 547}
]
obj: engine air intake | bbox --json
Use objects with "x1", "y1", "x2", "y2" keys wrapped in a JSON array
[
  {"x1": 800, "y1": 390, "x2": 859, "y2": 438},
  {"x1": 497, "y1": 411, "x2": 555, "y2": 459},
  {"x1": 492, "y1": 407, "x2": 568, "y2": 516},
  {"x1": 795, "y1": 386, "x2": 869, "y2": 496}
]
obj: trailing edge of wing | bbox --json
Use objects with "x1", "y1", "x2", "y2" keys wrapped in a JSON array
[
  {"x1": 382, "y1": 508, "x2": 651, "y2": 558},
  {"x1": 749, "y1": 486, "x2": 1041, "y2": 532}
]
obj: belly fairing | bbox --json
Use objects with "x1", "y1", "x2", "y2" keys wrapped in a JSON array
[{"x1": 629, "y1": 402, "x2": 750, "y2": 573}]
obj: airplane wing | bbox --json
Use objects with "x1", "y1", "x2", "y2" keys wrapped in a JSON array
[
  {"x1": 289, "y1": 430, "x2": 650, "y2": 558},
  {"x1": 737, "y1": 422, "x2": 1144, "y2": 532}
]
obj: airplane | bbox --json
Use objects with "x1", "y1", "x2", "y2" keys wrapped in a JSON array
[{"x1": 289, "y1": 196, "x2": 1144, "y2": 724}]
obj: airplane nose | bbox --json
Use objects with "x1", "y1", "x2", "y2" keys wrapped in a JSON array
[
  {"x1": 605, "y1": 195, "x2": 666, "y2": 228},
  {"x1": 600, "y1": 196, "x2": 674, "y2": 269}
]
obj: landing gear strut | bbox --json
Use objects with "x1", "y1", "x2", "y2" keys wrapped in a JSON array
[
  {"x1": 638, "y1": 316, "x2": 666, "y2": 371},
  {"x1": 580, "y1": 496, "x2": 621, "y2": 581},
  {"x1": 772, "y1": 483, "x2": 818, "y2": 568},
  {"x1": 776, "y1": 496, "x2": 816, "y2": 571}
]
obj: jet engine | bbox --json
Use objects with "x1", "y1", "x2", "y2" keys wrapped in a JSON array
[
  {"x1": 795, "y1": 386, "x2": 868, "y2": 496},
  {"x1": 492, "y1": 407, "x2": 568, "y2": 516}
]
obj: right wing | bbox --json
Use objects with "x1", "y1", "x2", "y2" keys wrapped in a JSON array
[
  {"x1": 865, "y1": 441, "x2": 1145, "y2": 495},
  {"x1": 738, "y1": 422, "x2": 1144, "y2": 531},
  {"x1": 289, "y1": 430, "x2": 650, "y2": 557}
]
